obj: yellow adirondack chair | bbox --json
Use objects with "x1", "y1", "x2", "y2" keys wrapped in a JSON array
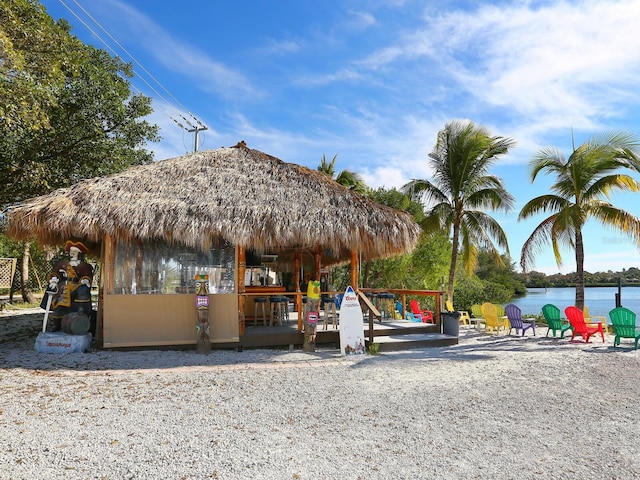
[
  {"x1": 480, "y1": 302, "x2": 509, "y2": 334},
  {"x1": 446, "y1": 300, "x2": 471, "y2": 326},
  {"x1": 584, "y1": 306, "x2": 610, "y2": 334}
]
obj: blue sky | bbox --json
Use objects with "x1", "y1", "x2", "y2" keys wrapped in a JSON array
[{"x1": 41, "y1": 0, "x2": 640, "y2": 274}]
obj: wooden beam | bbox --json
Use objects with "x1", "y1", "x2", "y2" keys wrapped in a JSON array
[
  {"x1": 357, "y1": 290, "x2": 380, "y2": 346},
  {"x1": 314, "y1": 246, "x2": 322, "y2": 281}
]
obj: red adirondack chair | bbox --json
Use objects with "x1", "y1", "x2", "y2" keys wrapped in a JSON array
[
  {"x1": 564, "y1": 306, "x2": 605, "y2": 343},
  {"x1": 409, "y1": 299, "x2": 434, "y2": 323}
]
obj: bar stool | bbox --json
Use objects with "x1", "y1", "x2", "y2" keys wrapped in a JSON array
[
  {"x1": 321, "y1": 296, "x2": 337, "y2": 329},
  {"x1": 254, "y1": 297, "x2": 267, "y2": 326},
  {"x1": 270, "y1": 296, "x2": 288, "y2": 326}
]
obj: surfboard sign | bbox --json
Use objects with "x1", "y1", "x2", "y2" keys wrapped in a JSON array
[{"x1": 339, "y1": 286, "x2": 366, "y2": 356}]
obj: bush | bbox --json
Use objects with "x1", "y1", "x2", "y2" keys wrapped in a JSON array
[{"x1": 454, "y1": 277, "x2": 512, "y2": 311}]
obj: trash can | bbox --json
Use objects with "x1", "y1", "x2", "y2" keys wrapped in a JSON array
[{"x1": 441, "y1": 311, "x2": 460, "y2": 337}]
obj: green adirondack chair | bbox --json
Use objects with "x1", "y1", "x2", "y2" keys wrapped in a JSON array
[
  {"x1": 541, "y1": 304, "x2": 572, "y2": 338},
  {"x1": 608, "y1": 307, "x2": 640, "y2": 350},
  {"x1": 469, "y1": 304, "x2": 484, "y2": 330}
]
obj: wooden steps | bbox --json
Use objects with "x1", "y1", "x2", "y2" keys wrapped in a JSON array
[{"x1": 366, "y1": 333, "x2": 458, "y2": 352}]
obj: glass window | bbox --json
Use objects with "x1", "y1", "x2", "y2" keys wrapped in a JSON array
[{"x1": 111, "y1": 240, "x2": 235, "y2": 295}]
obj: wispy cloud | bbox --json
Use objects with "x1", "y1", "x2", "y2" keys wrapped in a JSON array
[
  {"x1": 97, "y1": 0, "x2": 257, "y2": 100},
  {"x1": 345, "y1": 10, "x2": 377, "y2": 31}
]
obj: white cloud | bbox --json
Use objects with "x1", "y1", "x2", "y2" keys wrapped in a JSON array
[
  {"x1": 346, "y1": 10, "x2": 377, "y2": 30},
  {"x1": 424, "y1": 1, "x2": 640, "y2": 126}
]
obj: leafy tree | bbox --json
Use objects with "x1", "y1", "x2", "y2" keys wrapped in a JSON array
[
  {"x1": 1, "y1": 1, "x2": 159, "y2": 301},
  {"x1": 475, "y1": 250, "x2": 526, "y2": 296},
  {"x1": 522, "y1": 271, "x2": 551, "y2": 289},
  {"x1": 519, "y1": 132, "x2": 640, "y2": 309},
  {"x1": 1, "y1": 42, "x2": 158, "y2": 206},
  {"x1": 317, "y1": 154, "x2": 367, "y2": 194},
  {"x1": 330, "y1": 188, "x2": 450, "y2": 293},
  {"x1": 0, "y1": 0, "x2": 83, "y2": 133},
  {"x1": 403, "y1": 120, "x2": 515, "y2": 304},
  {"x1": 453, "y1": 277, "x2": 512, "y2": 312}
]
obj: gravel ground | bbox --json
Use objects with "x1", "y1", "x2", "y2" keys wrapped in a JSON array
[{"x1": 1, "y1": 307, "x2": 640, "y2": 480}]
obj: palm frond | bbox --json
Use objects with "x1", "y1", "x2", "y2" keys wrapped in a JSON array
[
  {"x1": 518, "y1": 195, "x2": 570, "y2": 220},
  {"x1": 520, "y1": 215, "x2": 558, "y2": 272},
  {"x1": 589, "y1": 202, "x2": 640, "y2": 244},
  {"x1": 583, "y1": 174, "x2": 640, "y2": 202}
]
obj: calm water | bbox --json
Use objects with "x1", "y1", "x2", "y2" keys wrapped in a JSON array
[{"x1": 508, "y1": 287, "x2": 640, "y2": 318}]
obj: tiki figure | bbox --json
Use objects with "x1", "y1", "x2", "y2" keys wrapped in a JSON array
[
  {"x1": 41, "y1": 240, "x2": 94, "y2": 332},
  {"x1": 195, "y1": 274, "x2": 211, "y2": 354},
  {"x1": 303, "y1": 280, "x2": 321, "y2": 352}
]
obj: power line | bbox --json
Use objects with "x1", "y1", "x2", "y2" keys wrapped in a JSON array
[
  {"x1": 56, "y1": 0, "x2": 169, "y2": 105},
  {"x1": 56, "y1": 0, "x2": 208, "y2": 149},
  {"x1": 66, "y1": 0, "x2": 190, "y2": 113}
]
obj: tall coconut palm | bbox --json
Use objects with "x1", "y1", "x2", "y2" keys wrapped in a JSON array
[
  {"x1": 317, "y1": 154, "x2": 367, "y2": 194},
  {"x1": 519, "y1": 131, "x2": 640, "y2": 310},
  {"x1": 403, "y1": 120, "x2": 515, "y2": 304}
]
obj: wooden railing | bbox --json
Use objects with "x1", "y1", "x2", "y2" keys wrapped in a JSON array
[
  {"x1": 359, "y1": 288, "x2": 443, "y2": 345},
  {"x1": 240, "y1": 288, "x2": 444, "y2": 342}
]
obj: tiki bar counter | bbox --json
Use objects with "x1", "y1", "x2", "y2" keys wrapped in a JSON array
[{"x1": 7, "y1": 142, "x2": 421, "y2": 349}]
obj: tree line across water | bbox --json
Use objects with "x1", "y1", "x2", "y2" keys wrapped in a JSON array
[{"x1": 524, "y1": 267, "x2": 640, "y2": 289}]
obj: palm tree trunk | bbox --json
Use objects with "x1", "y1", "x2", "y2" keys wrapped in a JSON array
[
  {"x1": 447, "y1": 221, "x2": 460, "y2": 303},
  {"x1": 21, "y1": 242, "x2": 37, "y2": 304},
  {"x1": 574, "y1": 229, "x2": 585, "y2": 310}
]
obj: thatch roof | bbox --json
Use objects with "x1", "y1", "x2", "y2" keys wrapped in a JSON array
[{"x1": 7, "y1": 143, "x2": 421, "y2": 264}]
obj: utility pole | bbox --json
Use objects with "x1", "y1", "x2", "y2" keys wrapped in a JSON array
[{"x1": 170, "y1": 113, "x2": 208, "y2": 152}]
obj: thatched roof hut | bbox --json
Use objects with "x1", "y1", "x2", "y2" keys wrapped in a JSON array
[{"x1": 7, "y1": 143, "x2": 420, "y2": 263}]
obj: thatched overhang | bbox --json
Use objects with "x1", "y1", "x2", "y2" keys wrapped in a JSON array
[{"x1": 7, "y1": 143, "x2": 421, "y2": 264}]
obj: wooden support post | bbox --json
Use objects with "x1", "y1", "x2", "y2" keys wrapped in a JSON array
[
  {"x1": 350, "y1": 250, "x2": 359, "y2": 291},
  {"x1": 237, "y1": 246, "x2": 246, "y2": 337},
  {"x1": 294, "y1": 250, "x2": 302, "y2": 332},
  {"x1": 314, "y1": 246, "x2": 322, "y2": 281}
]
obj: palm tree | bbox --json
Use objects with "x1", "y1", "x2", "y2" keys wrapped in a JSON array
[
  {"x1": 519, "y1": 131, "x2": 640, "y2": 310},
  {"x1": 317, "y1": 154, "x2": 367, "y2": 194},
  {"x1": 403, "y1": 120, "x2": 515, "y2": 305}
]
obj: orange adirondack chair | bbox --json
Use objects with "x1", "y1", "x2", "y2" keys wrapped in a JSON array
[
  {"x1": 409, "y1": 299, "x2": 434, "y2": 323},
  {"x1": 564, "y1": 306, "x2": 605, "y2": 343}
]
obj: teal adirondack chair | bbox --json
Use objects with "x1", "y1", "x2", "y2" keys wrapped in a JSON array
[
  {"x1": 608, "y1": 307, "x2": 640, "y2": 350},
  {"x1": 541, "y1": 304, "x2": 572, "y2": 338}
]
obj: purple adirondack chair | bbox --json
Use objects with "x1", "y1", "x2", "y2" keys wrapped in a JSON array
[{"x1": 505, "y1": 304, "x2": 536, "y2": 336}]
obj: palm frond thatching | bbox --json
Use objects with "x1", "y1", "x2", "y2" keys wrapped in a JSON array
[{"x1": 7, "y1": 144, "x2": 420, "y2": 263}]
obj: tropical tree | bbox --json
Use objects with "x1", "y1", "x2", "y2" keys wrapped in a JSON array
[
  {"x1": 1, "y1": 1, "x2": 159, "y2": 302},
  {"x1": 330, "y1": 187, "x2": 450, "y2": 293},
  {"x1": 403, "y1": 120, "x2": 515, "y2": 305},
  {"x1": 1, "y1": 44, "x2": 158, "y2": 207},
  {"x1": 519, "y1": 131, "x2": 640, "y2": 309},
  {"x1": 0, "y1": 0, "x2": 83, "y2": 133},
  {"x1": 317, "y1": 154, "x2": 367, "y2": 193}
]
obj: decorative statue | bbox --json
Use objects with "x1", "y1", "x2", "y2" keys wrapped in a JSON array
[
  {"x1": 41, "y1": 240, "x2": 94, "y2": 332},
  {"x1": 195, "y1": 274, "x2": 211, "y2": 354},
  {"x1": 303, "y1": 279, "x2": 321, "y2": 352}
]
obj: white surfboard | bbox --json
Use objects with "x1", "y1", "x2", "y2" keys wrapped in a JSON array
[{"x1": 339, "y1": 286, "x2": 366, "y2": 356}]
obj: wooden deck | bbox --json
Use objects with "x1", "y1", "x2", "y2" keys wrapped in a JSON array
[{"x1": 240, "y1": 315, "x2": 458, "y2": 351}]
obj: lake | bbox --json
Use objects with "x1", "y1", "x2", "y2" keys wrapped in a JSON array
[{"x1": 508, "y1": 287, "x2": 640, "y2": 318}]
